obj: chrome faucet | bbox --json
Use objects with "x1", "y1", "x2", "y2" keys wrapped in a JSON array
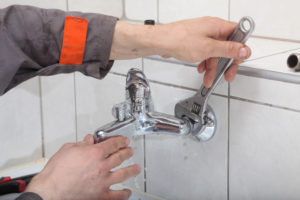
[
  {"x1": 94, "y1": 17, "x2": 254, "y2": 143},
  {"x1": 94, "y1": 68, "x2": 191, "y2": 143}
]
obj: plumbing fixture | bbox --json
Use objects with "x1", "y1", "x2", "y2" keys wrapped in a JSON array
[
  {"x1": 287, "y1": 53, "x2": 300, "y2": 71},
  {"x1": 94, "y1": 17, "x2": 255, "y2": 143}
]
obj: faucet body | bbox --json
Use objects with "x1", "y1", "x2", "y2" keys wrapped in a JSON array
[{"x1": 94, "y1": 69, "x2": 190, "y2": 143}]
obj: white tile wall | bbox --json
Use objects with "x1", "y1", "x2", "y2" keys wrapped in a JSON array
[
  {"x1": 0, "y1": 78, "x2": 42, "y2": 170},
  {"x1": 230, "y1": 0, "x2": 300, "y2": 40},
  {"x1": 110, "y1": 58, "x2": 143, "y2": 75},
  {"x1": 68, "y1": 0, "x2": 123, "y2": 18},
  {"x1": 41, "y1": 75, "x2": 76, "y2": 158},
  {"x1": 144, "y1": 59, "x2": 228, "y2": 96},
  {"x1": 231, "y1": 75, "x2": 300, "y2": 111},
  {"x1": 246, "y1": 38, "x2": 300, "y2": 61},
  {"x1": 230, "y1": 99, "x2": 300, "y2": 200},
  {"x1": 242, "y1": 50, "x2": 300, "y2": 76},
  {"x1": 159, "y1": 0, "x2": 228, "y2": 23},
  {"x1": 75, "y1": 72, "x2": 145, "y2": 191},
  {"x1": 0, "y1": 0, "x2": 66, "y2": 10},
  {"x1": 125, "y1": 0, "x2": 157, "y2": 21},
  {"x1": 146, "y1": 82, "x2": 228, "y2": 200}
]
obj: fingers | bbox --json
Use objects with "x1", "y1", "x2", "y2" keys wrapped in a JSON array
[
  {"x1": 106, "y1": 189, "x2": 131, "y2": 200},
  {"x1": 106, "y1": 147, "x2": 134, "y2": 169},
  {"x1": 224, "y1": 62, "x2": 239, "y2": 82},
  {"x1": 198, "y1": 60, "x2": 206, "y2": 73},
  {"x1": 208, "y1": 39, "x2": 251, "y2": 60},
  {"x1": 213, "y1": 18, "x2": 237, "y2": 40},
  {"x1": 83, "y1": 134, "x2": 94, "y2": 144},
  {"x1": 203, "y1": 58, "x2": 218, "y2": 88},
  {"x1": 96, "y1": 136, "x2": 130, "y2": 158},
  {"x1": 109, "y1": 164, "x2": 141, "y2": 184}
]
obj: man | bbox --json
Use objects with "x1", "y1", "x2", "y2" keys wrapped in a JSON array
[{"x1": 0, "y1": 5, "x2": 251, "y2": 200}]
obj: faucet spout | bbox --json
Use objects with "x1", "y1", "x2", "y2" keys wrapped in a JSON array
[{"x1": 94, "y1": 111, "x2": 191, "y2": 143}]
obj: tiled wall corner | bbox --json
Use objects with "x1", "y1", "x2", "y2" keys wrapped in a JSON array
[
  {"x1": 159, "y1": 0, "x2": 229, "y2": 23},
  {"x1": 146, "y1": 82, "x2": 228, "y2": 200},
  {"x1": 230, "y1": 0, "x2": 300, "y2": 40},
  {"x1": 144, "y1": 59, "x2": 228, "y2": 96},
  {"x1": 75, "y1": 72, "x2": 145, "y2": 191},
  {"x1": 229, "y1": 99, "x2": 300, "y2": 200},
  {"x1": 125, "y1": 0, "x2": 157, "y2": 21},
  {"x1": 0, "y1": 78, "x2": 42, "y2": 170},
  {"x1": 40, "y1": 75, "x2": 76, "y2": 158},
  {"x1": 68, "y1": 0, "x2": 123, "y2": 18}
]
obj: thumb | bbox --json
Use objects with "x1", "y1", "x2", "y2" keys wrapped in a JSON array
[
  {"x1": 83, "y1": 134, "x2": 95, "y2": 144},
  {"x1": 209, "y1": 39, "x2": 251, "y2": 60}
]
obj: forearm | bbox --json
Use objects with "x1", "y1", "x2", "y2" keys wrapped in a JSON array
[
  {"x1": 0, "y1": 5, "x2": 117, "y2": 95},
  {"x1": 109, "y1": 21, "x2": 168, "y2": 60}
]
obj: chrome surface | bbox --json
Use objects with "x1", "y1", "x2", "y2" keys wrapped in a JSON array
[{"x1": 94, "y1": 68, "x2": 191, "y2": 143}]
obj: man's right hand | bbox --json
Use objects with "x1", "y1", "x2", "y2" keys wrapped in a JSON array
[{"x1": 25, "y1": 135, "x2": 141, "y2": 200}]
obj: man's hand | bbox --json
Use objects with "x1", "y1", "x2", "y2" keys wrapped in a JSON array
[
  {"x1": 110, "y1": 17, "x2": 251, "y2": 88},
  {"x1": 26, "y1": 135, "x2": 141, "y2": 200}
]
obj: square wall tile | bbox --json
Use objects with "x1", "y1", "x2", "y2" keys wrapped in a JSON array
[
  {"x1": 231, "y1": 75, "x2": 300, "y2": 111},
  {"x1": 0, "y1": 0, "x2": 66, "y2": 10},
  {"x1": 159, "y1": 0, "x2": 228, "y2": 23},
  {"x1": 0, "y1": 78, "x2": 42, "y2": 170},
  {"x1": 75, "y1": 73, "x2": 145, "y2": 191},
  {"x1": 125, "y1": 0, "x2": 157, "y2": 21},
  {"x1": 110, "y1": 58, "x2": 142, "y2": 75},
  {"x1": 68, "y1": 0, "x2": 123, "y2": 18},
  {"x1": 144, "y1": 59, "x2": 228, "y2": 96},
  {"x1": 230, "y1": 0, "x2": 300, "y2": 40},
  {"x1": 146, "y1": 82, "x2": 228, "y2": 200},
  {"x1": 246, "y1": 37, "x2": 300, "y2": 61},
  {"x1": 230, "y1": 99, "x2": 300, "y2": 200},
  {"x1": 241, "y1": 50, "x2": 300, "y2": 76},
  {"x1": 41, "y1": 74, "x2": 76, "y2": 158}
]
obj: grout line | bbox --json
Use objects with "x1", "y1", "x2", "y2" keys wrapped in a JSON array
[
  {"x1": 109, "y1": 72, "x2": 228, "y2": 98},
  {"x1": 73, "y1": 73, "x2": 78, "y2": 142},
  {"x1": 230, "y1": 95, "x2": 300, "y2": 113},
  {"x1": 228, "y1": 0, "x2": 230, "y2": 21},
  {"x1": 227, "y1": 82, "x2": 230, "y2": 200},
  {"x1": 121, "y1": 0, "x2": 126, "y2": 20},
  {"x1": 252, "y1": 35, "x2": 300, "y2": 44},
  {"x1": 38, "y1": 77, "x2": 45, "y2": 158},
  {"x1": 156, "y1": 0, "x2": 159, "y2": 23},
  {"x1": 245, "y1": 47, "x2": 300, "y2": 62},
  {"x1": 66, "y1": 0, "x2": 69, "y2": 11},
  {"x1": 110, "y1": 71, "x2": 300, "y2": 113}
]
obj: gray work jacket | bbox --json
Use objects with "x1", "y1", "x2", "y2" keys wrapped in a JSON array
[
  {"x1": 0, "y1": 5, "x2": 117, "y2": 95},
  {"x1": 0, "y1": 5, "x2": 118, "y2": 200}
]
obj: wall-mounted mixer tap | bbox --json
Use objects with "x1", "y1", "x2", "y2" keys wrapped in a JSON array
[
  {"x1": 94, "y1": 68, "x2": 191, "y2": 143},
  {"x1": 94, "y1": 17, "x2": 255, "y2": 143}
]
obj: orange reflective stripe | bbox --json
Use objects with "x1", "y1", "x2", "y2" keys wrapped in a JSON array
[{"x1": 59, "y1": 16, "x2": 88, "y2": 65}]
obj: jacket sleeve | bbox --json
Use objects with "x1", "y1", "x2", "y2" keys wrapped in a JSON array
[
  {"x1": 0, "y1": 5, "x2": 118, "y2": 95},
  {"x1": 15, "y1": 192, "x2": 43, "y2": 200}
]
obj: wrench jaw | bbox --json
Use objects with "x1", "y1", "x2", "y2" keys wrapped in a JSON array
[
  {"x1": 193, "y1": 104, "x2": 216, "y2": 141},
  {"x1": 175, "y1": 99, "x2": 216, "y2": 141}
]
